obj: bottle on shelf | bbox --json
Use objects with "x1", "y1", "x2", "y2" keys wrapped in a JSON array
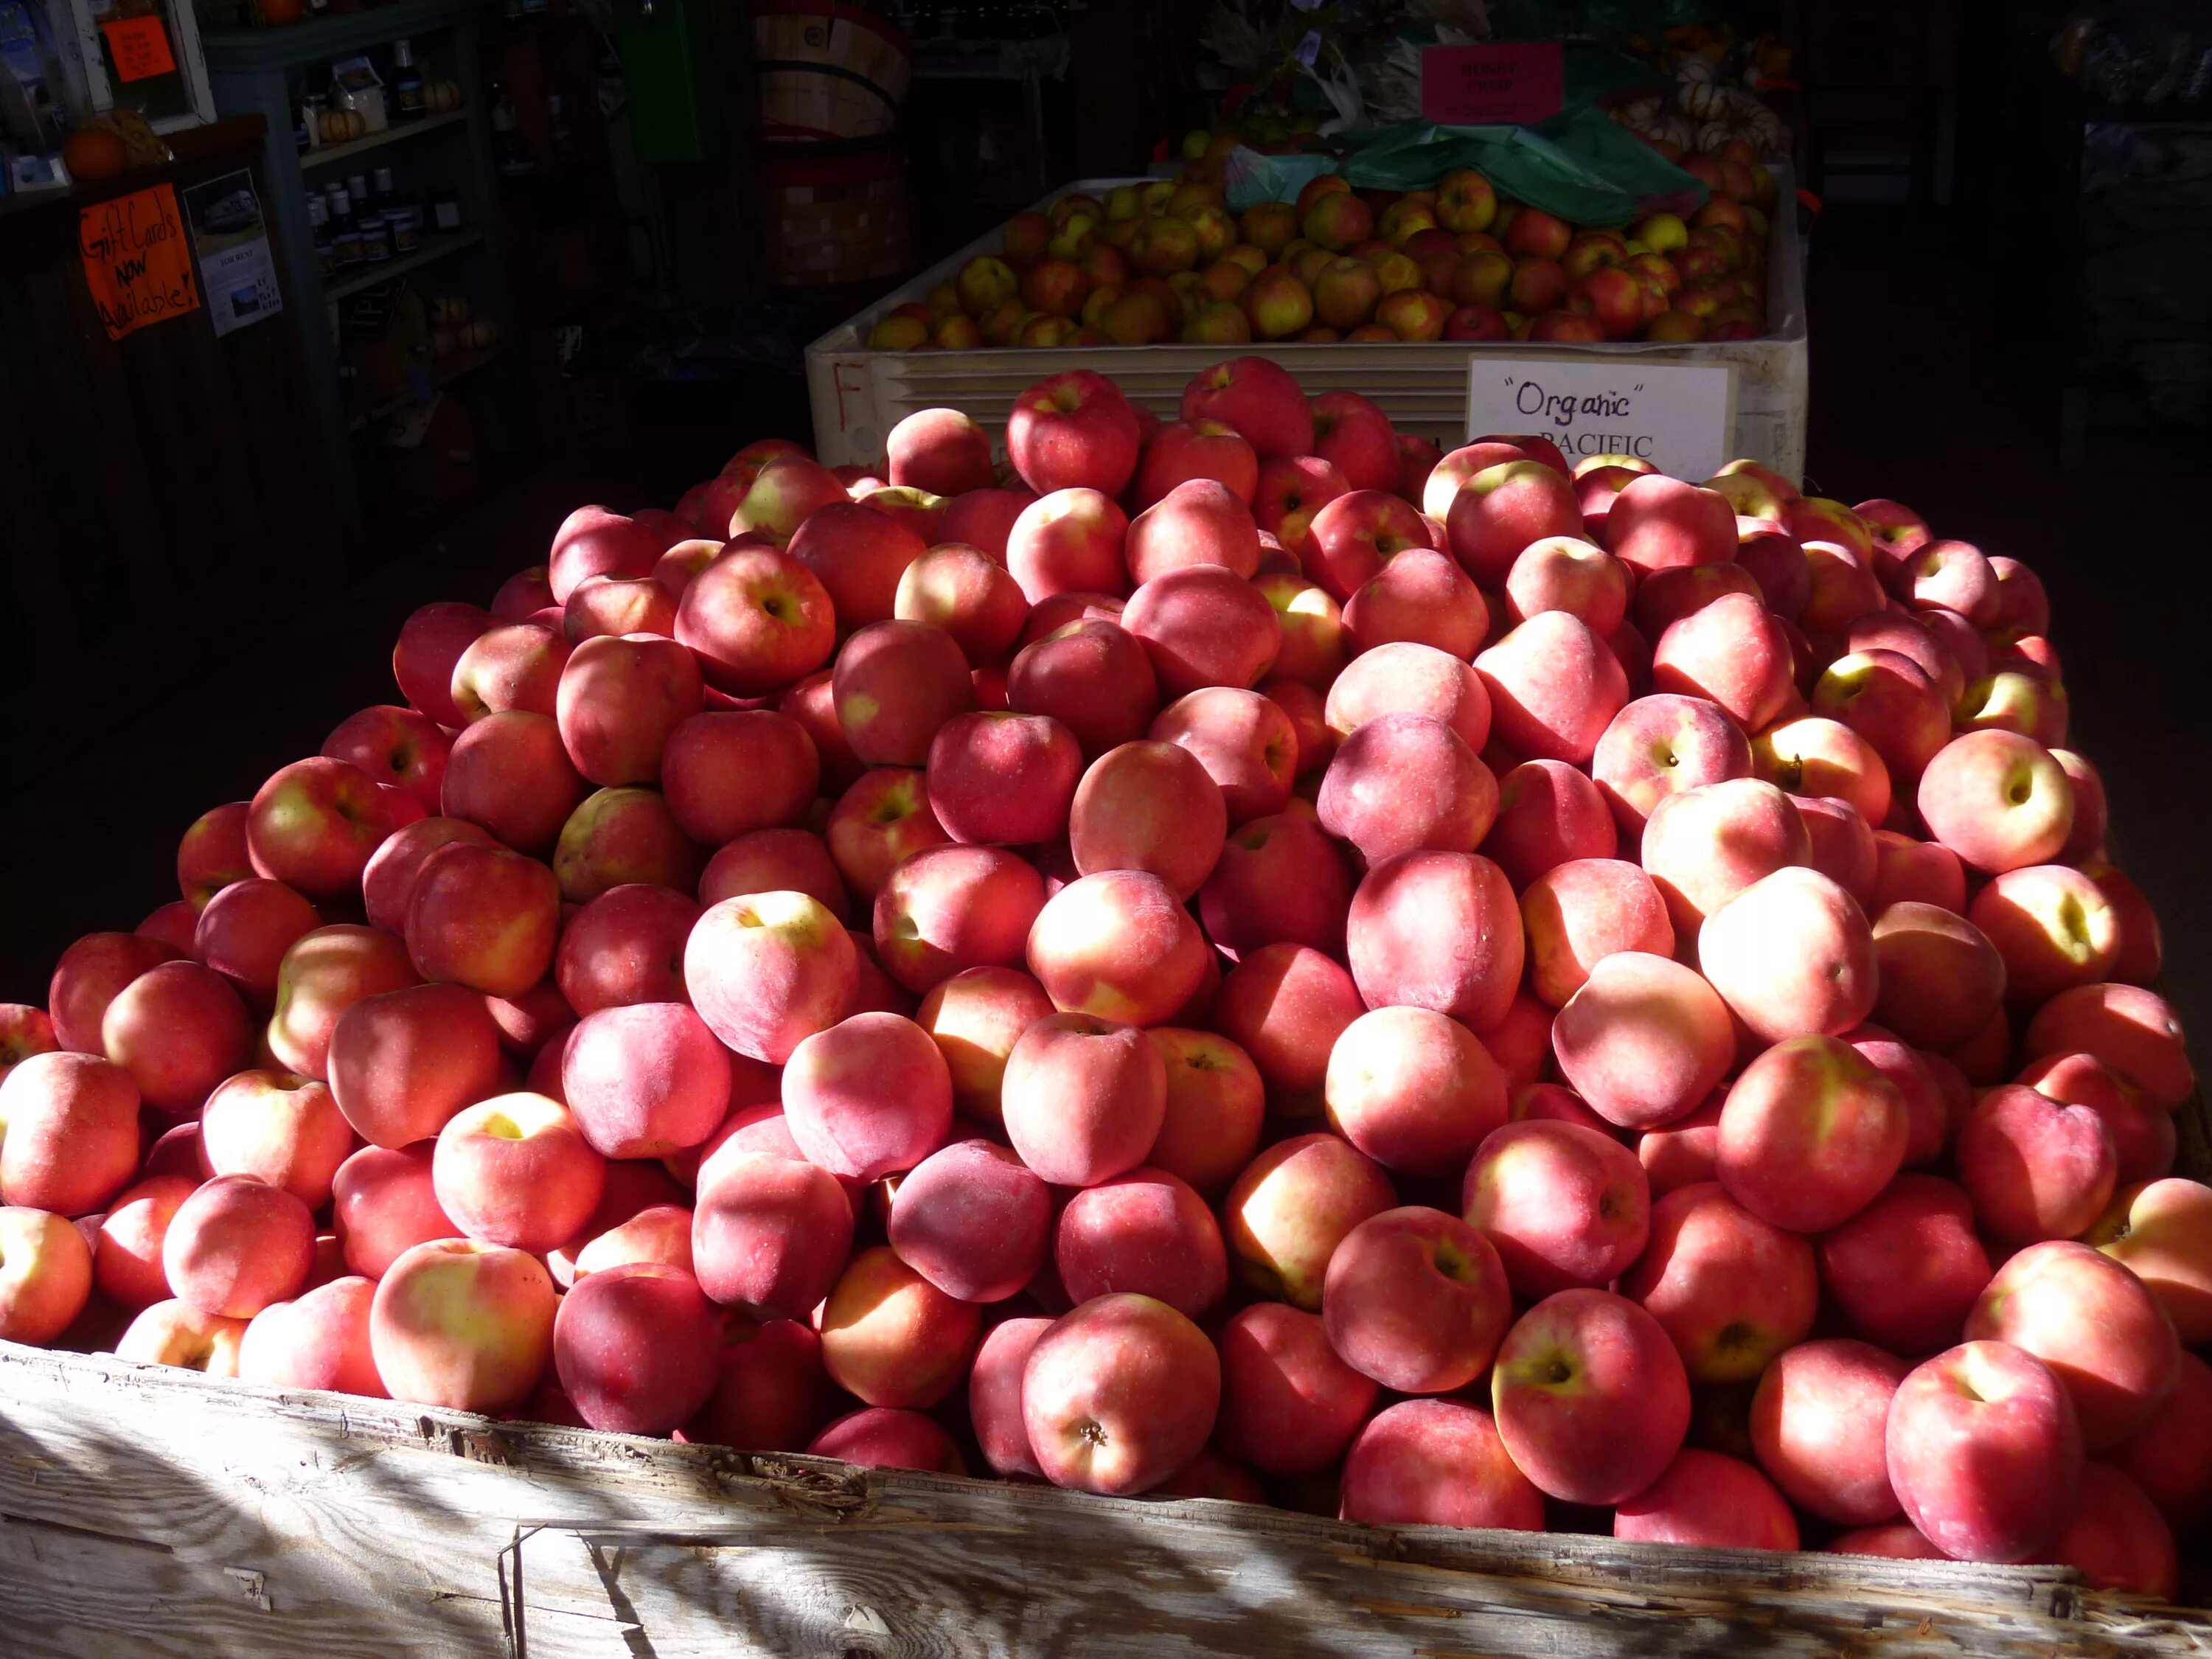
[
  {"x1": 347, "y1": 170, "x2": 370, "y2": 206},
  {"x1": 391, "y1": 39, "x2": 426, "y2": 121},
  {"x1": 490, "y1": 82, "x2": 532, "y2": 175},
  {"x1": 372, "y1": 165, "x2": 396, "y2": 212},
  {"x1": 326, "y1": 181, "x2": 353, "y2": 226}
]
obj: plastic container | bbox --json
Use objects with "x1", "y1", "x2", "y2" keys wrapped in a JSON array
[{"x1": 807, "y1": 170, "x2": 1809, "y2": 479}]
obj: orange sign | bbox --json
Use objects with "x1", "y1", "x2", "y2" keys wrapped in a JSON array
[
  {"x1": 79, "y1": 184, "x2": 201, "y2": 341},
  {"x1": 101, "y1": 15, "x2": 177, "y2": 83}
]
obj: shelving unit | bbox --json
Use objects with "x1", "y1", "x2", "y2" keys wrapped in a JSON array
[
  {"x1": 347, "y1": 340, "x2": 503, "y2": 431},
  {"x1": 204, "y1": 0, "x2": 515, "y2": 534}
]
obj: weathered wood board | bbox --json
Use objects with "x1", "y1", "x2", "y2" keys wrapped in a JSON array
[{"x1": 1, "y1": 1343, "x2": 2205, "y2": 1658}]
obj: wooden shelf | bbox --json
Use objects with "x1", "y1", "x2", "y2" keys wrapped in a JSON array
[
  {"x1": 301, "y1": 109, "x2": 468, "y2": 173},
  {"x1": 347, "y1": 339, "x2": 504, "y2": 432},
  {"x1": 322, "y1": 228, "x2": 482, "y2": 301}
]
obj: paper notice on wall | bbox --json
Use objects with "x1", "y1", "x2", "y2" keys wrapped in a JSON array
[
  {"x1": 181, "y1": 168, "x2": 282, "y2": 337},
  {"x1": 1466, "y1": 358, "x2": 1734, "y2": 479},
  {"x1": 78, "y1": 183, "x2": 199, "y2": 340}
]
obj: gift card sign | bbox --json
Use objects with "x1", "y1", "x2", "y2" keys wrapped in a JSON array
[
  {"x1": 1466, "y1": 358, "x2": 1734, "y2": 479},
  {"x1": 80, "y1": 184, "x2": 201, "y2": 341},
  {"x1": 1421, "y1": 43, "x2": 1562, "y2": 126}
]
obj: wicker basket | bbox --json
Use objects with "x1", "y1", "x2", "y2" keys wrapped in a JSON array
[
  {"x1": 762, "y1": 145, "x2": 911, "y2": 288},
  {"x1": 754, "y1": 0, "x2": 912, "y2": 145}
]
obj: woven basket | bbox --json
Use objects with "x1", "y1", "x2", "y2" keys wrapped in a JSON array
[
  {"x1": 763, "y1": 145, "x2": 911, "y2": 286},
  {"x1": 754, "y1": 1, "x2": 912, "y2": 145}
]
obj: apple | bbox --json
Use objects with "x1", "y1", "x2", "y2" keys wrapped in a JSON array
[
  {"x1": 1490, "y1": 1287, "x2": 1691, "y2": 1505},
  {"x1": 392, "y1": 602, "x2": 492, "y2": 728},
  {"x1": 114, "y1": 1299, "x2": 248, "y2": 1377},
  {"x1": 0, "y1": 1204, "x2": 93, "y2": 1343},
  {"x1": 1321, "y1": 1206, "x2": 1510, "y2": 1394},
  {"x1": 1886, "y1": 1340, "x2": 2081, "y2": 1562},
  {"x1": 873, "y1": 843, "x2": 1046, "y2": 994},
  {"x1": 369, "y1": 1238, "x2": 557, "y2": 1411},
  {"x1": 690, "y1": 1145, "x2": 853, "y2": 1320},
  {"x1": 1623, "y1": 1181, "x2": 1817, "y2": 1382},
  {"x1": 1054, "y1": 1165, "x2": 1227, "y2": 1316},
  {"x1": 2086, "y1": 1178, "x2": 2212, "y2": 1344},
  {"x1": 1749, "y1": 1337, "x2": 1909, "y2": 1524},
  {"x1": 1605, "y1": 476, "x2": 1736, "y2": 573},
  {"x1": 1483, "y1": 759, "x2": 1617, "y2": 887},
  {"x1": 433, "y1": 1093, "x2": 605, "y2": 1255},
  {"x1": 1916, "y1": 730, "x2": 2074, "y2": 874},
  {"x1": 449, "y1": 623, "x2": 573, "y2": 723},
  {"x1": 1026, "y1": 868, "x2": 1208, "y2": 1028},
  {"x1": 246, "y1": 757, "x2": 392, "y2": 900},
  {"x1": 1137, "y1": 422, "x2": 1260, "y2": 509},
  {"x1": 1181, "y1": 356, "x2": 1314, "y2": 459},
  {"x1": 887, "y1": 1139, "x2": 1049, "y2": 1304},
  {"x1": 2024, "y1": 982, "x2": 2193, "y2": 1108},
  {"x1": 2105, "y1": 1350, "x2": 2212, "y2": 1534},
  {"x1": 1339, "y1": 1399, "x2": 1543, "y2": 1530},
  {"x1": 1324, "y1": 1005, "x2": 1508, "y2": 1178},
  {"x1": 0, "y1": 1051, "x2": 140, "y2": 1217},
  {"x1": 1447, "y1": 462, "x2": 1585, "y2": 588},
  {"x1": 1224, "y1": 1132, "x2": 1395, "y2": 1309},
  {"x1": 1317, "y1": 712, "x2": 1495, "y2": 865},
  {"x1": 1023, "y1": 1293, "x2": 1219, "y2": 1495},
  {"x1": 324, "y1": 704, "x2": 451, "y2": 813},
  {"x1": 1215, "y1": 1300, "x2": 1379, "y2": 1477},
  {"x1": 238, "y1": 1274, "x2": 386, "y2": 1397},
  {"x1": 1551, "y1": 951, "x2": 1733, "y2": 1130},
  {"x1": 162, "y1": 1174, "x2": 315, "y2": 1319},
  {"x1": 1652, "y1": 593, "x2": 1795, "y2": 734},
  {"x1": 1070, "y1": 738, "x2": 1229, "y2": 900},
  {"x1": 1325, "y1": 639, "x2": 1492, "y2": 751},
  {"x1": 1464, "y1": 1119, "x2": 1650, "y2": 1296},
  {"x1": 1717, "y1": 1034, "x2": 1907, "y2": 1231}
]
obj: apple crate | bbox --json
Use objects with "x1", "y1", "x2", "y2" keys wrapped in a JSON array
[
  {"x1": 804, "y1": 170, "x2": 1809, "y2": 477},
  {"x1": 3, "y1": 1340, "x2": 2208, "y2": 1659}
]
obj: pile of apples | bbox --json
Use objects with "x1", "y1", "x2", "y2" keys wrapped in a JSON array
[
  {"x1": 3, "y1": 358, "x2": 2208, "y2": 1597},
  {"x1": 866, "y1": 162, "x2": 1773, "y2": 352}
]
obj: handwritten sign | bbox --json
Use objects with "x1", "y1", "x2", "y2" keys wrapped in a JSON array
[
  {"x1": 1467, "y1": 358, "x2": 1733, "y2": 479},
  {"x1": 1421, "y1": 43, "x2": 1563, "y2": 125},
  {"x1": 80, "y1": 185, "x2": 201, "y2": 341},
  {"x1": 100, "y1": 15, "x2": 176, "y2": 83}
]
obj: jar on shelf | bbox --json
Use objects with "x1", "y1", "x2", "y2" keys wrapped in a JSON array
[
  {"x1": 392, "y1": 40, "x2": 426, "y2": 120},
  {"x1": 431, "y1": 189, "x2": 463, "y2": 232},
  {"x1": 358, "y1": 214, "x2": 393, "y2": 262},
  {"x1": 335, "y1": 226, "x2": 365, "y2": 267},
  {"x1": 389, "y1": 204, "x2": 422, "y2": 253}
]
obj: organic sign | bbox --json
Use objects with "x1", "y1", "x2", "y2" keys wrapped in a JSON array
[
  {"x1": 1420, "y1": 43, "x2": 1563, "y2": 125},
  {"x1": 79, "y1": 184, "x2": 201, "y2": 341},
  {"x1": 100, "y1": 15, "x2": 176, "y2": 83},
  {"x1": 1466, "y1": 358, "x2": 1733, "y2": 479}
]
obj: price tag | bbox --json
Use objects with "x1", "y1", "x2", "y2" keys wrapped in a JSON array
[
  {"x1": 1420, "y1": 42, "x2": 1562, "y2": 125},
  {"x1": 1467, "y1": 358, "x2": 1734, "y2": 479},
  {"x1": 101, "y1": 15, "x2": 177, "y2": 83},
  {"x1": 79, "y1": 184, "x2": 201, "y2": 341}
]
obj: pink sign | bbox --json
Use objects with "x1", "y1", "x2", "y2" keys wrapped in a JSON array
[{"x1": 1421, "y1": 42, "x2": 1564, "y2": 125}]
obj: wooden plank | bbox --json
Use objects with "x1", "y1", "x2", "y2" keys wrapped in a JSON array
[{"x1": 1, "y1": 1343, "x2": 2202, "y2": 1658}]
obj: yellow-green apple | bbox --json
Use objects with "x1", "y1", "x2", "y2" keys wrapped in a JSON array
[
  {"x1": 1915, "y1": 729, "x2": 2073, "y2": 874},
  {"x1": 1967, "y1": 863, "x2": 2117, "y2": 1007},
  {"x1": 1316, "y1": 712, "x2": 1494, "y2": 865},
  {"x1": 1624, "y1": 1180, "x2": 1816, "y2": 1383},
  {"x1": 1492, "y1": 1287, "x2": 1690, "y2": 1504},
  {"x1": 1506, "y1": 255, "x2": 1568, "y2": 313},
  {"x1": 1340, "y1": 1399, "x2": 1541, "y2": 1528},
  {"x1": 369, "y1": 1237, "x2": 555, "y2": 1411},
  {"x1": 1445, "y1": 461, "x2": 1582, "y2": 587},
  {"x1": 115, "y1": 1298, "x2": 248, "y2": 1376},
  {"x1": 1433, "y1": 168, "x2": 1497, "y2": 233},
  {"x1": 1311, "y1": 254, "x2": 1382, "y2": 329},
  {"x1": 1450, "y1": 248, "x2": 1515, "y2": 312},
  {"x1": 685, "y1": 890, "x2": 857, "y2": 1062},
  {"x1": 1968, "y1": 1239, "x2": 2180, "y2": 1453},
  {"x1": 1216, "y1": 1301, "x2": 1377, "y2": 1476},
  {"x1": 1463, "y1": 1119, "x2": 1650, "y2": 1296},
  {"x1": 1023, "y1": 1293, "x2": 1217, "y2": 1494},
  {"x1": 1321, "y1": 1207, "x2": 1508, "y2": 1394},
  {"x1": 392, "y1": 602, "x2": 492, "y2": 727},
  {"x1": 1237, "y1": 268, "x2": 1310, "y2": 338},
  {"x1": 1639, "y1": 776, "x2": 1809, "y2": 932},
  {"x1": 0, "y1": 1204, "x2": 91, "y2": 1343},
  {"x1": 440, "y1": 710, "x2": 588, "y2": 854},
  {"x1": 1301, "y1": 191, "x2": 1372, "y2": 251},
  {"x1": 1054, "y1": 1165, "x2": 1225, "y2": 1315},
  {"x1": 2025, "y1": 984, "x2": 2191, "y2": 1107},
  {"x1": 2087, "y1": 1178, "x2": 2212, "y2": 1343},
  {"x1": 1483, "y1": 759, "x2": 1615, "y2": 888},
  {"x1": 1024, "y1": 868, "x2": 1207, "y2": 1027},
  {"x1": 1591, "y1": 692, "x2": 1754, "y2": 835},
  {"x1": 818, "y1": 1244, "x2": 978, "y2": 1409},
  {"x1": 1346, "y1": 849, "x2": 1522, "y2": 1033},
  {"x1": 872, "y1": 843, "x2": 1045, "y2": 995},
  {"x1": 161, "y1": 1173, "x2": 314, "y2": 1318},
  {"x1": 886, "y1": 1139, "x2": 1049, "y2": 1304},
  {"x1": 1718, "y1": 1034, "x2": 1906, "y2": 1231},
  {"x1": 0, "y1": 1051, "x2": 139, "y2": 1217}
]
